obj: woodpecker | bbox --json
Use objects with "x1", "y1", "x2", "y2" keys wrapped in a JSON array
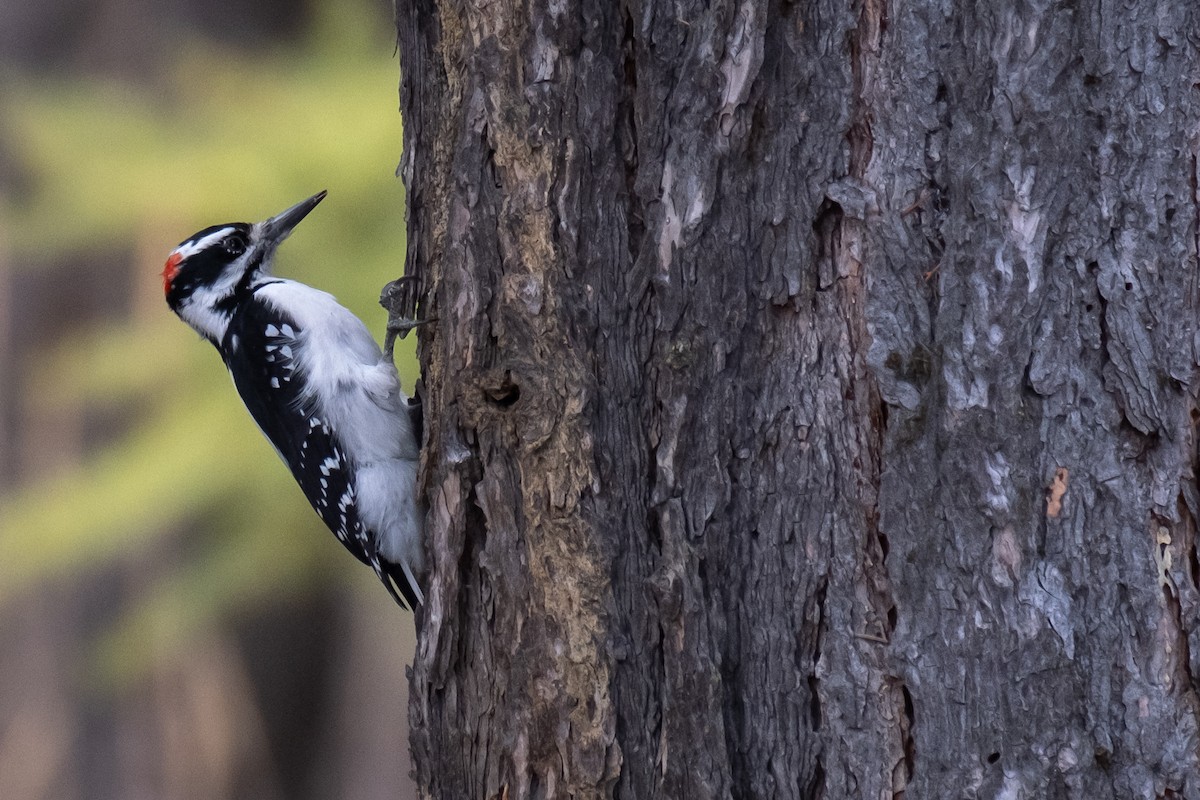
[{"x1": 162, "y1": 191, "x2": 424, "y2": 608}]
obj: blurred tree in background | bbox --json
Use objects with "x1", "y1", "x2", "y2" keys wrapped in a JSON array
[{"x1": 0, "y1": 2, "x2": 417, "y2": 798}]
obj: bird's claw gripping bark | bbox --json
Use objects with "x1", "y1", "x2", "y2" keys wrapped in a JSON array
[{"x1": 380, "y1": 275, "x2": 433, "y2": 360}]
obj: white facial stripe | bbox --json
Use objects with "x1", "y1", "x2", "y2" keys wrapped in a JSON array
[
  {"x1": 172, "y1": 226, "x2": 235, "y2": 259},
  {"x1": 170, "y1": 226, "x2": 246, "y2": 343}
]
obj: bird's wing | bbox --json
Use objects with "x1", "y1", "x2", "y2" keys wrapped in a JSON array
[{"x1": 222, "y1": 300, "x2": 374, "y2": 569}]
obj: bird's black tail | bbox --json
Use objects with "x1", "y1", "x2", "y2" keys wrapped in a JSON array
[{"x1": 379, "y1": 558, "x2": 423, "y2": 610}]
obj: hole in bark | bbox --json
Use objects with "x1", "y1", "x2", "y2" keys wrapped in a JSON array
[
  {"x1": 485, "y1": 142, "x2": 501, "y2": 189},
  {"x1": 987, "y1": 752, "x2": 1000, "y2": 764},
  {"x1": 878, "y1": 531, "x2": 890, "y2": 559},
  {"x1": 812, "y1": 198, "x2": 843, "y2": 288},
  {"x1": 484, "y1": 372, "x2": 521, "y2": 407},
  {"x1": 1124, "y1": 281, "x2": 1133, "y2": 291},
  {"x1": 932, "y1": 186, "x2": 948, "y2": 215},
  {"x1": 887, "y1": 604, "x2": 897, "y2": 632},
  {"x1": 1085, "y1": 303, "x2": 1094, "y2": 312}
]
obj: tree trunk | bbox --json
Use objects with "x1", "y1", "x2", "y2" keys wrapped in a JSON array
[{"x1": 395, "y1": 0, "x2": 1200, "y2": 797}]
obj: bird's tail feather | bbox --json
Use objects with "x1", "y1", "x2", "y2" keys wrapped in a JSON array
[{"x1": 380, "y1": 558, "x2": 423, "y2": 610}]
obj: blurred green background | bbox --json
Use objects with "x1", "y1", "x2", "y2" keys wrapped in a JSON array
[{"x1": 0, "y1": 1, "x2": 418, "y2": 798}]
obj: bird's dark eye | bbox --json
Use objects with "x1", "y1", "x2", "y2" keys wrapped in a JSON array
[{"x1": 226, "y1": 235, "x2": 248, "y2": 256}]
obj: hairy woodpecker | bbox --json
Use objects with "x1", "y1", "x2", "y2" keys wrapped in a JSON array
[{"x1": 162, "y1": 191, "x2": 424, "y2": 608}]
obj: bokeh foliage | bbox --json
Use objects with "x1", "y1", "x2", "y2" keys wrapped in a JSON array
[{"x1": 0, "y1": 0, "x2": 414, "y2": 681}]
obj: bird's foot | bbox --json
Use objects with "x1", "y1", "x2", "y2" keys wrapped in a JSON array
[{"x1": 380, "y1": 275, "x2": 435, "y2": 360}]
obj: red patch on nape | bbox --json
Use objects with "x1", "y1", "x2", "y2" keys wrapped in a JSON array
[{"x1": 161, "y1": 252, "x2": 183, "y2": 295}]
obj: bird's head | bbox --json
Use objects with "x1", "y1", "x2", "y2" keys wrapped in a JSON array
[{"x1": 162, "y1": 190, "x2": 326, "y2": 342}]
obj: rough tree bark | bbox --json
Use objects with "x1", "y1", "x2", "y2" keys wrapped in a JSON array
[{"x1": 395, "y1": 0, "x2": 1200, "y2": 797}]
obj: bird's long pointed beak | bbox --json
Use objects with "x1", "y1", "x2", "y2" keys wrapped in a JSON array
[{"x1": 261, "y1": 190, "x2": 327, "y2": 245}]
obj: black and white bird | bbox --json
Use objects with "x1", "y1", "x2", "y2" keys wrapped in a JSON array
[{"x1": 162, "y1": 191, "x2": 424, "y2": 608}]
